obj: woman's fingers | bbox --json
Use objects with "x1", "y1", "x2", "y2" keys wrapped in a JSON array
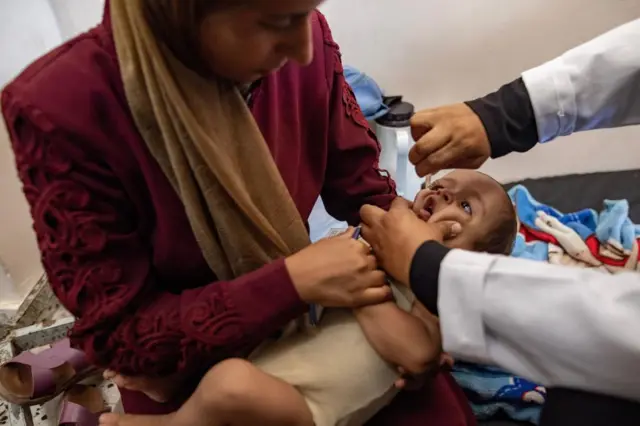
[
  {"x1": 360, "y1": 204, "x2": 386, "y2": 227},
  {"x1": 355, "y1": 285, "x2": 392, "y2": 307},
  {"x1": 351, "y1": 270, "x2": 390, "y2": 306},
  {"x1": 365, "y1": 253, "x2": 378, "y2": 271},
  {"x1": 336, "y1": 226, "x2": 355, "y2": 239},
  {"x1": 362, "y1": 270, "x2": 387, "y2": 287}
]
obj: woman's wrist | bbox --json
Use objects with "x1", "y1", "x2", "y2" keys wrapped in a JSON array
[
  {"x1": 225, "y1": 258, "x2": 308, "y2": 337},
  {"x1": 284, "y1": 252, "x2": 317, "y2": 303}
]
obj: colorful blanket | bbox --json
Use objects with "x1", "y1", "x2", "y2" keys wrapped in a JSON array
[{"x1": 452, "y1": 185, "x2": 640, "y2": 424}]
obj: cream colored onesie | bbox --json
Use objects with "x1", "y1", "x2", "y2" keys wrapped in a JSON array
[{"x1": 249, "y1": 284, "x2": 416, "y2": 426}]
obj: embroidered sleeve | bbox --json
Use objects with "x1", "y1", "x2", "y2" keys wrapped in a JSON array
[
  {"x1": 315, "y1": 12, "x2": 396, "y2": 224},
  {"x1": 2, "y1": 97, "x2": 305, "y2": 377}
]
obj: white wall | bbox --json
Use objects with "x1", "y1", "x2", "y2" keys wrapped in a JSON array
[
  {"x1": 0, "y1": 0, "x2": 61, "y2": 86},
  {"x1": 49, "y1": 0, "x2": 105, "y2": 41},
  {"x1": 0, "y1": 0, "x2": 104, "y2": 301},
  {"x1": 1, "y1": 0, "x2": 62, "y2": 301},
  {"x1": 321, "y1": 0, "x2": 640, "y2": 182}
]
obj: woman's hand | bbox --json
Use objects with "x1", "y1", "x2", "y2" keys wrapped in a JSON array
[
  {"x1": 360, "y1": 198, "x2": 461, "y2": 285},
  {"x1": 285, "y1": 228, "x2": 390, "y2": 308},
  {"x1": 409, "y1": 103, "x2": 491, "y2": 177}
]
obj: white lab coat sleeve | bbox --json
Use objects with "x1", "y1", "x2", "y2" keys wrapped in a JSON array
[
  {"x1": 522, "y1": 19, "x2": 640, "y2": 143},
  {"x1": 438, "y1": 249, "x2": 640, "y2": 402}
]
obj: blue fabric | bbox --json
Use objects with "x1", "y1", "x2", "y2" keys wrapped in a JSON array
[
  {"x1": 596, "y1": 199, "x2": 640, "y2": 251},
  {"x1": 508, "y1": 185, "x2": 640, "y2": 250},
  {"x1": 452, "y1": 365, "x2": 546, "y2": 424},
  {"x1": 452, "y1": 185, "x2": 640, "y2": 424},
  {"x1": 344, "y1": 65, "x2": 388, "y2": 121},
  {"x1": 509, "y1": 185, "x2": 597, "y2": 240},
  {"x1": 453, "y1": 363, "x2": 546, "y2": 425},
  {"x1": 510, "y1": 233, "x2": 548, "y2": 262}
]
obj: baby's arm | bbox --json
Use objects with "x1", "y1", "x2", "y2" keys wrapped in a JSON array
[{"x1": 354, "y1": 300, "x2": 441, "y2": 375}]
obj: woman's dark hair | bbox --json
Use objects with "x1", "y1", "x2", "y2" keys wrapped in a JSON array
[{"x1": 142, "y1": 0, "x2": 224, "y2": 75}]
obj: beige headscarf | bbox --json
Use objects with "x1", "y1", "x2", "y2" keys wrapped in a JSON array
[{"x1": 110, "y1": 0, "x2": 311, "y2": 280}]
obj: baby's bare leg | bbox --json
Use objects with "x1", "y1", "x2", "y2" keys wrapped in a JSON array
[{"x1": 100, "y1": 358, "x2": 313, "y2": 426}]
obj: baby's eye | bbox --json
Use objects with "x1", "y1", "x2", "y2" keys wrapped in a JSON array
[
  {"x1": 428, "y1": 183, "x2": 443, "y2": 191},
  {"x1": 461, "y1": 201, "x2": 472, "y2": 215}
]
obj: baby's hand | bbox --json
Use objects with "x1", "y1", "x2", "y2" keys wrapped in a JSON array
[
  {"x1": 394, "y1": 352, "x2": 454, "y2": 391},
  {"x1": 440, "y1": 352, "x2": 454, "y2": 368},
  {"x1": 394, "y1": 366, "x2": 428, "y2": 391}
]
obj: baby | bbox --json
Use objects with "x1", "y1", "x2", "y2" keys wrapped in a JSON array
[{"x1": 101, "y1": 170, "x2": 517, "y2": 426}]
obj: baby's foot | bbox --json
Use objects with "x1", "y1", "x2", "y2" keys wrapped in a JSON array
[
  {"x1": 103, "y1": 370, "x2": 175, "y2": 403},
  {"x1": 100, "y1": 412, "x2": 177, "y2": 426}
]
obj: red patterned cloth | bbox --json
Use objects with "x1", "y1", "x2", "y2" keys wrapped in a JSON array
[{"x1": 521, "y1": 224, "x2": 640, "y2": 267}]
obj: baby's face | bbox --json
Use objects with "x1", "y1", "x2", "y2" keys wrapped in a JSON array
[{"x1": 412, "y1": 170, "x2": 508, "y2": 250}]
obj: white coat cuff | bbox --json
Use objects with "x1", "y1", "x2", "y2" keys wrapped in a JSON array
[
  {"x1": 522, "y1": 59, "x2": 577, "y2": 143},
  {"x1": 439, "y1": 249, "x2": 497, "y2": 364}
]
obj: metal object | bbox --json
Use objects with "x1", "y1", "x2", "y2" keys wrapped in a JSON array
[{"x1": 0, "y1": 312, "x2": 120, "y2": 426}]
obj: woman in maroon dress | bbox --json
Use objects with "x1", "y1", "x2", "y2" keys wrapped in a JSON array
[{"x1": 2, "y1": 0, "x2": 474, "y2": 424}]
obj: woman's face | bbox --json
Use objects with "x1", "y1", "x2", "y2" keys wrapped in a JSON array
[{"x1": 200, "y1": 0, "x2": 324, "y2": 83}]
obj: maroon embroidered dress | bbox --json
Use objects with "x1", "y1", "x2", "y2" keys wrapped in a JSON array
[{"x1": 2, "y1": 5, "x2": 474, "y2": 426}]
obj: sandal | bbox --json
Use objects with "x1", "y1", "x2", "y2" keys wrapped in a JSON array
[
  {"x1": 59, "y1": 384, "x2": 110, "y2": 426},
  {"x1": 0, "y1": 339, "x2": 100, "y2": 406}
]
